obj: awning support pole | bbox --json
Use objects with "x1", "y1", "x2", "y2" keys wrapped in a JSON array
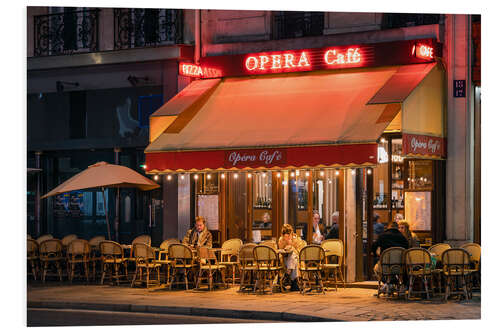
[{"x1": 102, "y1": 187, "x2": 111, "y2": 241}]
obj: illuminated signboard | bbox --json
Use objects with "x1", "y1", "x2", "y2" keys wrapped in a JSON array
[
  {"x1": 412, "y1": 43, "x2": 434, "y2": 60},
  {"x1": 179, "y1": 39, "x2": 440, "y2": 79}
]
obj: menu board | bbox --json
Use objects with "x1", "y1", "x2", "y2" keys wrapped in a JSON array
[
  {"x1": 404, "y1": 191, "x2": 431, "y2": 231},
  {"x1": 197, "y1": 195, "x2": 219, "y2": 231}
]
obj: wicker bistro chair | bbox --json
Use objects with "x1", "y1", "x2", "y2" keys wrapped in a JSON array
[
  {"x1": 219, "y1": 238, "x2": 243, "y2": 286},
  {"x1": 67, "y1": 239, "x2": 91, "y2": 283},
  {"x1": 99, "y1": 241, "x2": 128, "y2": 285},
  {"x1": 376, "y1": 247, "x2": 406, "y2": 298},
  {"x1": 428, "y1": 243, "x2": 451, "y2": 293},
  {"x1": 298, "y1": 245, "x2": 326, "y2": 295},
  {"x1": 27, "y1": 239, "x2": 39, "y2": 280},
  {"x1": 442, "y1": 248, "x2": 474, "y2": 300},
  {"x1": 321, "y1": 239, "x2": 345, "y2": 290},
  {"x1": 238, "y1": 243, "x2": 258, "y2": 292},
  {"x1": 253, "y1": 245, "x2": 282, "y2": 294},
  {"x1": 260, "y1": 239, "x2": 278, "y2": 250},
  {"x1": 404, "y1": 248, "x2": 433, "y2": 300},
  {"x1": 131, "y1": 243, "x2": 162, "y2": 288},
  {"x1": 61, "y1": 234, "x2": 78, "y2": 248},
  {"x1": 39, "y1": 239, "x2": 64, "y2": 282},
  {"x1": 196, "y1": 246, "x2": 227, "y2": 290},
  {"x1": 88, "y1": 236, "x2": 106, "y2": 280},
  {"x1": 168, "y1": 243, "x2": 197, "y2": 290},
  {"x1": 36, "y1": 234, "x2": 53, "y2": 244},
  {"x1": 460, "y1": 243, "x2": 481, "y2": 290},
  {"x1": 157, "y1": 239, "x2": 179, "y2": 285}
]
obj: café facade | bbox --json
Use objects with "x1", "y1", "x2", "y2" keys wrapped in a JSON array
[{"x1": 144, "y1": 38, "x2": 446, "y2": 281}]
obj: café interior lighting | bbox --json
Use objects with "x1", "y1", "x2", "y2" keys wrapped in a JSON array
[
  {"x1": 194, "y1": 174, "x2": 199, "y2": 180},
  {"x1": 167, "y1": 175, "x2": 172, "y2": 181},
  {"x1": 234, "y1": 173, "x2": 239, "y2": 179},
  {"x1": 221, "y1": 173, "x2": 225, "y2": 179}
]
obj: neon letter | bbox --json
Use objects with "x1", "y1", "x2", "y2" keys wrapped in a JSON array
[
  {"x1": 297, "y1": 51, "x2": 311, "y2": 67},
  {"x1": 283, "y1": 53, "x2": 295, "y2": 68},
  {"x1": 324, "y1": 49, "x2": 337, "y2": 65},
  {"x1": 347, "y1": 48, "x2": 361, "y2": 63},
  {"x1": 259, "y1": 55, "x2": 270, "y2": 70},
  {"x1": 245, "y1": 56, "x2": 258, "y2": 71},
  {"x1": 271, "y1": 55, "x2": 281, "y2": 69}
]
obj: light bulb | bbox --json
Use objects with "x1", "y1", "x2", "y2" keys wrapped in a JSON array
[
  {"x1": 194, "y1": 174, "x2": 199, "y2": 180},
  {"x1": 154, "y1": 175, "x2": 159, "y2": 181},
  {"x1": 234, "y1": 173, "x2": 238, "y2": 179},
  {"x1": 277, "y1": 172, "x2": 281, "y2": 178},
  {"x1": 305, "y1": 171, "x2": 310, "y2": 177},
  {"x1": 181, "y1": 174, "x2": 185, "y2": 180},
  {"x1": 247, "y1": 173, "x2": 252, "y2": 178},
  {"x1": 350, "y1": 170, "x2": 355, "y2": 175},
  {"x1": 290, "y1": 172, "x2": 295, "y2": 177},
  {"x1": 262, "y1": 172, "x2": 266, "y2": 178},
  {"x1": 320, "y1": 171, "x2": 324, "y2": 177},
  {"x1": 167, "y1": 175, "x2": 172, "y2": 181},
  {"x1": 367, "y1": 169, "x2": 372, "y2": 175},
  {"x1": 207, "y1": 174, "x2": 211, "y2": 180},
  {"x1": 221, "y1": 173, "x2": 225, "y2": 179}
]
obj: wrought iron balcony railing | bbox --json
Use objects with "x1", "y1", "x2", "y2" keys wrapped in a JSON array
[
  {"x1": 34, "y1": 9, "x2": 99, "y2": 56},
  {"x1": 114, "y1": 8, "x2": 183, "y2": 50},
  {"x1": 273, "y1": 11, "x2": 324, "y2": 40}
]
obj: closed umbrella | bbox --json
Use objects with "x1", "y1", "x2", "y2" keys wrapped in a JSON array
[{"x1": 41, "y1": 161, "x2": 160, "y2": 241}]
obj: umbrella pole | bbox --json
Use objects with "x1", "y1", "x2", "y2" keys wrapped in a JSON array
[
  {"x1": 114, "y1": 188, "x2": 120, "y2": 243},
  {"x1": 102, "y1": 188, "x2": 111, "y2": 241}
]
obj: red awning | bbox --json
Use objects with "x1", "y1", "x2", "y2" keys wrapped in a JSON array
[{"x1": 145, "y1": 64, "x2": 436, "y2": 172}]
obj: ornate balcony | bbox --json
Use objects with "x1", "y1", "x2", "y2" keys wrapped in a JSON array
[
  {"x1": 34, "y1": 9, "x2": 99, "y2": 56},
  {"x1": 114, "y1": 8, "x2": 183, "y2": 50}
]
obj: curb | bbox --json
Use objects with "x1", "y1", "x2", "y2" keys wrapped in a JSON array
[{"x1": 27, "y1": 301, "x2": 340, "y2": 322}]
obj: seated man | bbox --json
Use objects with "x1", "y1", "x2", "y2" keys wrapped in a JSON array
[
  {"x1": 325, "y1": 211, "x2": 340, "y2": 240},
  {"x1": 278, "y1": 224, "x2": 302, "y2": 291},
  {"x1": 182, "y1": 216, "x2": 212, "y2": 248}
]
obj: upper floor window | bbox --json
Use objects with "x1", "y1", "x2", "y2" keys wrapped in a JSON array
[
  {"x1": 114, "y1": 8, "x2": 183, "y2": 50},
  {"x1": 382, "y1": 13, "x2": 441, "y2": 29},
  {"x1": 272, "y1": 11, "x2": 324, "y2": 40},
  {"x1": 138, "y1": 94, "x2": 163, "y2": 128},
  {"x1": 34, "y1": 7, "x2": 99, "y2": 56}
]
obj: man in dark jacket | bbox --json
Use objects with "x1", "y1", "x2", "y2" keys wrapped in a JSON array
[{"x1": 371, "y1": 221, "x2": 409, "y2": 255}]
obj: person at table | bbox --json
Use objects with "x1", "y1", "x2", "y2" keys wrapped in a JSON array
[
  {"x1": 182, "y1": 216, "x2": 212, "y2": 248},
  {"x1": 398, "y1": 220, "x2": 420, "y2": 248},
  {"x1": 371, "y1": 221, "x2": 409, "y2": 281},
  {"x1": 311, "y1": 211, "x2": 326, "y2": 244},
  {"x1": 278, "y1": 224, "x2": 301, "y2": 291},
  {"x1": 325, "y1": 211, "x2": 339, "y2": 240},
  {"x1": 394, "y1": 213, "x2": 404, "y2": 224}
]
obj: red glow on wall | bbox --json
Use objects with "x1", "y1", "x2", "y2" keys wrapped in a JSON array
[
  {"x1": 413, "y1": 43, "x2": 434, "y2": 60},
  {"x1": 245, "y1": 51, "x2": 311, "y2": 73},
  {"x1": 179, "y1": 62, "x2": 222, "y2": 78}
]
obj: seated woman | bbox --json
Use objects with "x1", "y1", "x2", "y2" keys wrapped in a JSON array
[
  {"x1": 398, "y1": 220, "x2": 420, "y2": 248},
  {"x1": 278, "y1": 224, "x2": 302, "y2": 291}
]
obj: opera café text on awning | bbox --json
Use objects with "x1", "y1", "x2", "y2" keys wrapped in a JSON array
[{"x1": 145, "y1": 39, "x2": 446, "y2": 282}]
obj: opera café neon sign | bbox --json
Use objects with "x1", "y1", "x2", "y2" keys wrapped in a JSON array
[{"x1": 245, "y1": 48, "x2": 361, "y2": 72}]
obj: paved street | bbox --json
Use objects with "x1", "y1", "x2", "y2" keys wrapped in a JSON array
[
  {"x1": 28, "y1": 308, "x2": 277, "y2": 326},
  {"x1": 27, "y1": 281, "x2": 481, "y2": 323}
]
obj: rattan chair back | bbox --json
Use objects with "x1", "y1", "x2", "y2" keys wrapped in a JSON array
[
  {"x1": 132, "y1": 234, "x2": 151, "y2": 246},
  {"x1": 36, "y1": 234, "x2": 53, "y2": 243},
  {"x1": 297, "y1": 239, "x2": 307, "y2": 251},
  {"x1": 61, "y1": 234, "x2": 78, "y2": 247},
  {"x1": 299, "y1": 245, "x2": 325, "y2": 270},
  {"x1": 380, "y1": 247, "x2": 405, "y2": 275},
  {"x1": 132, "y1": 243, "x2": 155, "y2": 260},
  {"x1": 253, "y1": 245, "x2": 278, "y2": 269},
  {"x1": 260, "y1": 240, "x2": 278, "y2": 250},
  {"x1": 89, "y1": 236, "x2": 106, "y2": 248},
  {"x1": 27, "y1": 239, "x2": 39, "y2": 256},
  {"x1": 221, "y1": 238, "x2": 243, "y2": 255},
  {"x1": 168, "y1": 243, "x2": 194, "y2": 261},
  {"x1": 404, "y1": 248, "x2": 432, "y2": 275},
  {"x1": 99, "y1": 241, "x2": 124, "y2": 257},
  {"x1": 239, "y1": 243, "x2": 257, "y2": 266},
  {"x1": 321, "y1": 239, "x2": 344, "y2": 265},
  {"x1": 68, "y1": 239, "x2": 90, "y2": 257},
  {"x1": 39, "y1": 239, "x2": 63, "y2": 259},
  {"x1": 428, "y1": 243, "x2": 451, "y2": 261},
  {"x1": 159, "y1": 239, "x2": 180, "y2": 250},
  {"x1": 442, "y1": 248, "x2": 471, "y2": 274},
  {"x1": 460, "y1": 243, "x2": 481, "y2": 263}
]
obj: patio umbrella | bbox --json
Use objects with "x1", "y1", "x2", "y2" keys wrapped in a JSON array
[{"x1": 41, "y1": 161, "x2": 160, "y2": 241}]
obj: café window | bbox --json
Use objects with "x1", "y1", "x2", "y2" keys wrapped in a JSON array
[
  {"x1": 287, "y1": 170, "x2": 309, "y2": 238},
  {"x1": 195, "y1": 173, "x2": 219, "y2": 194},
  {"x1": 252, "y1": 171, "x2": 273, "y2": 242},
  {"x1": 405, "y1": 160, "x2": 433, "y2": 190}
]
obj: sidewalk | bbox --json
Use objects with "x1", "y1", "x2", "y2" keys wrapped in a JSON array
[{"x1": 27, "y1": 281, "x2": 481, "y2": 322}]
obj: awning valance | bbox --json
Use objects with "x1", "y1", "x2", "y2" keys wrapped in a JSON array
[{"x1": 145, "y1": 63, "x2": 443, "y2": 172}]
